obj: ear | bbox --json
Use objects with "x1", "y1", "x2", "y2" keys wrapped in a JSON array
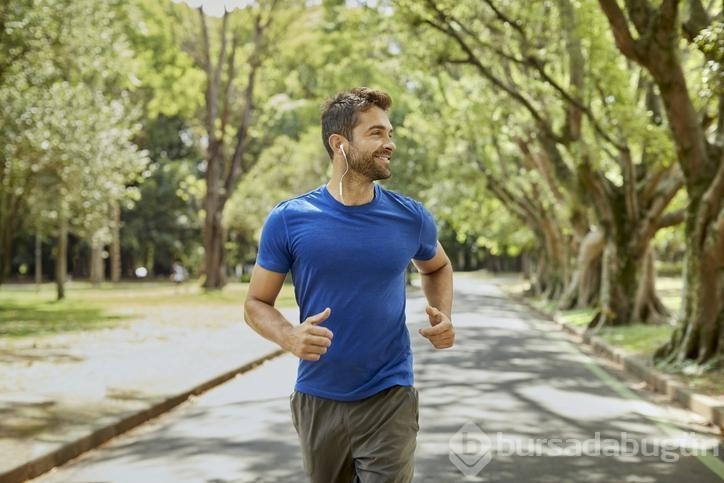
[{"x1": 329, "y1": 134, "x2": 346, "y2": 153}]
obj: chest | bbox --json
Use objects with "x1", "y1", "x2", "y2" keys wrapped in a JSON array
[{"x1": 288, "y1": 210, "x2": 420, "y2": 276}]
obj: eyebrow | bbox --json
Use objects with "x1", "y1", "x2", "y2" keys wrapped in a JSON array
[{"x1": 366, "y1": 125, "x2": 393, "y2": 133}]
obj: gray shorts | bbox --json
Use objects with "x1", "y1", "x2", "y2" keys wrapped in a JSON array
[{"x1": 290, "y1": 385, "x2": 419, "y2": 483}]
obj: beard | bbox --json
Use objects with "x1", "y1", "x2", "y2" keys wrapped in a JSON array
[{"x1": 346, "y1": 145, "x2": 392, "y2": 181}]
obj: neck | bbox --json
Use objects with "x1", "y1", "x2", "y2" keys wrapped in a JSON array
[{"x1": 327, "y1": 168, "x2": 375, "y2": 206}]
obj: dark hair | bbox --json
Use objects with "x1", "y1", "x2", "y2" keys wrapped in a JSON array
[{"x1": 320, "y1": 87, "x2": 392, "y2": 158}]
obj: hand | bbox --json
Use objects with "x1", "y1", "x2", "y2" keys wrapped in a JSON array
[
  {"x1": 419, "y1": 305, "x2": 454, "y2": 349},
  {"x1": 284, "y1": 307, "x2": 334, "y2": 361}
]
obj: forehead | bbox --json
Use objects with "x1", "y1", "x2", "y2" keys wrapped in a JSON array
[{"x1": 353, "y1": 106, "x2": 392, "y2": 132}]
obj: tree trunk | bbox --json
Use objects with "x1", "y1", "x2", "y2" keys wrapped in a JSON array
[
  {"x1": 202, "y1": 201, "x2": 226, "y2": 289},
  {"x1": 35, "y1": 231, "x2": 42, "y2": 288},
  {"x1": 0, "y1": 208, "x2": 14, "y2": 285},
  {"x1": 657, "y1": 177, "x2": 724, "y2": 364},
  {"x1": 599, "y1": 0, "x2": 724, "y2": 365},
  {"x1": 195, "y1": 8, "x2": 269, "y2": 290},
  {"x1": 55, "y1": 214, "x2": 68, "y2": 301},
  {"x1": 110, "y1": 201, "x2": 121, "y2": 283},
  {"x1": 201, "y1": 141, "x2": 227, "y2": 289},
  {"x1": 539, "y1": 217, "x2": 570, "y2": 300},
  {"x1": 145, "y1": 242, "x2": 155, "y2": 277},
  {"x1": 631, "y1": 246, "x2": 669, "y2": 323},
  {"x1": 522, "y1": 253, "x2": 533, "y2": 282},
  {"x1": 560, "y1": 229, "x2": 604, "y2": 309},
  {"x1": 592, "y1": 237, "x2": 668, "y2": 329},
  {"x1": 89, "y1": 242, "x2": 104, "y2": 285}
]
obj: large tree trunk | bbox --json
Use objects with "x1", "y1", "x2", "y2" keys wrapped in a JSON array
[
  {"x1": 652, "y1": 63, "x2": 724, "y2": 363},
  {"x1": 524, "y1": 229, "x2": 570, "y2": 300},
  {"x1": 631, "y1": 246, "x2": 669, "y2": 324},
  {"x1": 657, "y1": 167, "x2": 724, "y2": 363},
  {"x1": 540, "y1": 220, "x2": 569, "y2": 300},
  {"x1": 598, "y1": 0, "x2": 724, "y2": 363},
  {"x1": 55, "y1": 214, "x2": 68, "y2": 301},
  {"x1": 560, "y1": 229, "x2": 604, "y2": 309},
  {"x1": 526, "y1": 247, "x2": 547, "y2": 297},
  {"x1": 576, "y1": 148, "x2": 679, "y2": 329},
  {"x1": 594, "y1": 240, "x2": 667, "y2": 329}
]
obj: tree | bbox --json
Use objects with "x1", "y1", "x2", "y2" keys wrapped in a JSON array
[
  {"x1": 597, "y1": 0, "x2": 724, "y2": 364},
  {"x1": 163, "y1": 1, "x2": 287, "y2": 289},
  {"x1": 122, "y1": 116, "x2": 202, "y2": 277},
  {"x1": 0, "y1": 0, "x2": 148, "y2": 297},
  {"x1": 396, "y1": 0, "x2": 686, "y2": 326}
]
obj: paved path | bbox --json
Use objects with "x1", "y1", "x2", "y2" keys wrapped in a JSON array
[{"x1": 30, "y1": 275, "x2": 724, "y2": 482}]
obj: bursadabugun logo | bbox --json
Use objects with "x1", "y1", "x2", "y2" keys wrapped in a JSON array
[
  {"x1": 449, "y1": 422, "x2": 720, "y2": 478},
  {"x1": 449, "y1": 422, "x2": 493, "y2": 477}
]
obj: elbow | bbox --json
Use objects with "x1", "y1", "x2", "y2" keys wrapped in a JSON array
[
  {"x1": 420, "y1": 257, "x2": 453, "y2": 277},
  {"x1": 243, "y1": 297, "x2": 256, "y2": 326}
]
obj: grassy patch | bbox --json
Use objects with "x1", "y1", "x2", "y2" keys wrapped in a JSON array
[
  {"x1": 597, "y1": 324, "x2": 674, "y2": 357},
  {"x1": 527, "y1": 296, "x2": 556, "y2": 315},
  {"x1": 656, "y1": 276, "x2": 683, "y2": 315},
  {"x1": 558, "y1": 308, "x2": 596, "y2": 328},
  {"x1": 0, "y1": 280, "x2": 297, "y2": 338},
  {"x1": 0, "y1": 299, "x2": 126, "y2": 337}
]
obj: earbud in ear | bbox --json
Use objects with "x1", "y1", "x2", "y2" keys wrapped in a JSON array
[{"x1": 339, "y1": 144, "x2": 346, "y2": 156}]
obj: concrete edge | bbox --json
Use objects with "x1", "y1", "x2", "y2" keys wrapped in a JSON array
[
  {"x1": 0, "y1": 348, "x2": 286, "y2": 483},
  {"x1": 502, "y1": 287, "x2": 724, "y2": 432}
]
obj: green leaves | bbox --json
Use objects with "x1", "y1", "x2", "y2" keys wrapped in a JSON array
[{"x1": 0, "y1": 0, "x2": 149, "y2": 282}]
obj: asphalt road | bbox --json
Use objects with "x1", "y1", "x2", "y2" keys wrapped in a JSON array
[{"x1": 33, "y1": 274, "x2": 724, "y2": 482}]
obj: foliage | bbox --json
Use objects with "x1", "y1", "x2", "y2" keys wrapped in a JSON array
[
  {"x1": 0, "y1": 0, "x2": 149, "y2": 288},
  {"x1": 121, "y1": 115, "x2": 202, "y2": 277}
]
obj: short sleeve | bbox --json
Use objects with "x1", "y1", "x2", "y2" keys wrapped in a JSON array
[
  {"x1": 414, "y1": 203, "x2": 437, "y2": 261},
  {"x1": 256, "y1": 206, "x2": 292, "y2": 274}
]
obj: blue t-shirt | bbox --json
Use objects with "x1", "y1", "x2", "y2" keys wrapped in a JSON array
[{"x1": 256, "y1": 183, "x2": 437, "y2": 401}]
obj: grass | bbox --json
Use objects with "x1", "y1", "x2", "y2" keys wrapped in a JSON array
[
  {"x1": 557, "y1": 308, "x2": 596, "y2": 328},
  {"x1": 550, "y1": 278, "x2": 680, "y2": 358},
  {"x1": 597, "y1": 324, "x2": 674, "y2": 357},
  {"x1": 0, "y1": 299, "x2": 126, "y2": 337},
  {"x1": 0, "y1": 279, "x2": 297, "y2": 338}
]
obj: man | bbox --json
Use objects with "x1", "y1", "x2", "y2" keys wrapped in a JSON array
[{"x1": 244, "y1": 87, "x2": 454, "y2": 483}]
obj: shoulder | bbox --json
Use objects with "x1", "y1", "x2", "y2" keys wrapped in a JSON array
[
  {"x1": 270, "y1": 186, "x2": 325, "y2": 216},
  {"x1": 378, "y1": 185, "x2": 430, "y2": 217}
]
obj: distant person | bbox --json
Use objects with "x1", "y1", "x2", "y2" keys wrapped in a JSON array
[
  {"x1": 244, "y1": 87, "x2": 454, "y2": 482},
  {"x1": 170, "y1": 261, "x2": 187, "y2": 284}
]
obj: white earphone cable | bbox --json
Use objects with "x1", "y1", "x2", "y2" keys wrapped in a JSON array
[{"x1": 339, "y1": 145, "x2": 349, "y2": 204}]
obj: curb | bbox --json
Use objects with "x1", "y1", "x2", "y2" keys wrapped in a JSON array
[
  {"x1": 504, "y1": 289, "x2": 724, "y2": 432},
  {"x1": 0, "y1": 349, "x2": 286, "y2": 483}
]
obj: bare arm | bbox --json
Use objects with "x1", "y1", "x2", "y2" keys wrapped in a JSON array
[
  {"x1": 412, "y1": 241, "x2": 455, "y2": 349},
  {"x1": 244, "y1": 264, "x2": 333, "y2": 361}
]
